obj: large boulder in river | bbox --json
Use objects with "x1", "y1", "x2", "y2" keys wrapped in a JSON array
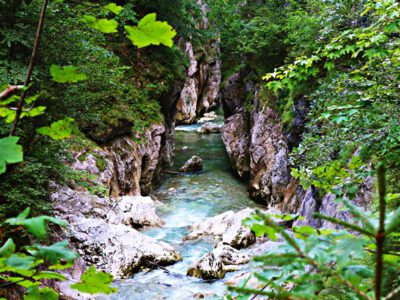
[
  {"x1": 187, "y1": 244, "x2": 249, "y2": 279},
  {"x1": 51, "y1": 185, "x2": 181, "y2": 279},
  {"x1": 186, "y1": 209, "x2": 256, "y2": 249},
  {"x1": 70, "y1": 217, "x2": 181, "y2": 278},
  {"x1": 111, "y1": 195, "x2": 163, "y2": 228},
  {"x1": 197, "y1": 122, "x2": 222, "y2": 134},
  {"x1": 179, "y1": 156, "x2": 203, "y2": 172}
]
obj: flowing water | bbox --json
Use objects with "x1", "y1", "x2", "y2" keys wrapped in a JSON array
[{"x1": 106, "y1": 120, "x2": 267, "y2": 300}]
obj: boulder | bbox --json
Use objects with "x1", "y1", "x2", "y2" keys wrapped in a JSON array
[
  {"x1": 51, "y1": 185, "x2": 181, "y2": 279},
  {"x1": 111, "y1": 196, "x2": 163, "y2": 227},
  {"x1": 187, "y1": 244, "x2": 249, "y2": 279},
  {"x1": 198, "y1": 111, "x2": 217, "y2": 123},
  {"x1": 197, "y1": 122, "x2": 222, "y2": 134},
  {"x1": 219, "y1": 209, "x2": 255, "y2": 249},
  {"x1": 186, "y1": 209, "x2": 256, "y2": 249},
  {"x1": 71, "y1": 217, "x2": 181, "y2": 278},
  {"x1": 179, "y1": 156, "x2": 203, "y2": 172}
]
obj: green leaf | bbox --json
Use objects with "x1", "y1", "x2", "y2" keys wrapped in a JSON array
[
  {"x1": 125, "y1": 13, "x2": 176, "y2": 48},
  {"x1": 37, "y1": 117, "x2": 76, "y2": 140},
  {"x1": 30, "y1": 241, "x2": 78, "y2": 265},
  {"x1": 24, "y1": 286, "x2": 58, "y2": 300},
  {"x1": 1, "y1": 254, "x2": 37, "y2": 276},
  {"x1": 33, "y1": 271, "x2": 67, "y2": 281},
  {"x1": 0, "y1": 238, "x2": 16, "y2": 258},
  {"x1": 0, "y1": 137, "x2": 23, "y2": 175},
  {"x1": 50, "y1": 65, "x2": 87, "y2": 83},
  {"x1": 6, "y1": 208, "x2": 67, "y2": 239},
  {"x1": 82, "y1": 15, "x2": 118, "y2": 34},
  {"x1": 103, "y1": 3, "x2": 123, "y2": 15},
  {"x1": 71, "y1": 266, "x2": 117, "y2": 295}
]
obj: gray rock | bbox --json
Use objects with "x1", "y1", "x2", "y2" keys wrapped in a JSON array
[
  {"x1": 248, "y1": 106, "x2": 290, "y2": 206},
  {"x1": 221, "y1": 112, "x2": 250, "y2": 179},
  {"x1": 51, "y1": 185, "x2": 181, "y2": 279},
  {"x1": 179, "y1": 156, "x2": 203, "y2": 172},
  {"x1": 71, "y1": 217, "x2": 181, "y2": 278},
  {"x1": 292, "y1": 188, "x2": 321, "y2": 228},
  {"x1": 112, "y1": 196, "x2": 163, "y2": 227},
  {"x1": 197, "y1": 122, "x2": 222, "y2": 134},
  {"x1": 187, "y1": 244, "x2": 249, "y2": 279},
  {"x1": 186, "y1": 208, "x2": 256, "y2": 249},
  {"x1": 176, "y1": 37, "x2": 221, "y2": 125}
]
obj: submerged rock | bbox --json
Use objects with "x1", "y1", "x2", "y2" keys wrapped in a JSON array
[
  {"x1": 187, "y1": 244, "x2": 249, "y2": 279},
  {"x1": 197, "y1": 122, "x2": 222, "y2": 134},
  {"x1": 179, "y1": 156, "x2": 203, "y2": 172}
]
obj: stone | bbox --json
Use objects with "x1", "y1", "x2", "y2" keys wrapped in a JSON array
[
  {"x1": 51, "y1": 185, "x2": 181, "y2": 280},
  {"x1": 112, "y1": 196, "x2": 163, "y2": 227},
  {"x1": 292, "y1": 188, "x2": 321, "y2": 228},
  {"x1": 186, "y1": 209, "x2": 256, "y2": 249},
  {"x1": 196, "y1": 122, "x2": 222, "y2": 134},
  {"x1": 179, "y1": 156, "x2": 203, "y2": 172},
  {"x1": 72, "y1": 124, "x2": 165, "y2": 198},
  {"x1": 222, "y1": 209, "x2": 256, "y2": 249},
  {"x1": 187, "y1": 244, "x2": 249, "y2": 280},
  {"x1": 198, "y1": 111, "x2": 217, "y2": 123},
  {"x1": 71, "y1": 217, "x2": 181, "y2": 278},
  {"x1": 187, "y1": 253, "x2": 225, "y2": 279},
  {"x1": 185, "y1": 211, "x2": 235, "y2": 240},
  {"x1": 221, "y1": 112, "x2": 251, "y2": 179}
]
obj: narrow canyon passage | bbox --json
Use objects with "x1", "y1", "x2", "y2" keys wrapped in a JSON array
[{"x1": 105, "y1": 120, "x2": 266, "y2": 299}]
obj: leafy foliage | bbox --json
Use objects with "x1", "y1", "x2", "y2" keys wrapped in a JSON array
[
  {"x1": 0, "y1": 209, "x2": 117, "y2": 298},
  {"x1": 71, "y1": 266, "x2": 117, "y2": 295},
  {"x1": 232, "y1": 169, "x2": 400, "y2": 300},
  {"x1": 0, "y1": 137, "x2": 23, "y2": 174},
  {"x1": 50, "y1": 65, "x2": 87, "y2": 83},
  {"x1": 125, "y1": 13, "x2": 177, "y2": 48}
]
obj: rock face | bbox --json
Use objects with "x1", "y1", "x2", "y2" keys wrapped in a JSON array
[
  {"x1": 175, "y1": 1, "x2": 221, "y2": 125},
  {"x1": 51, "y1": 186, "x2": 181, "y2": 280},
  {"x1": 179, "y1": 156, "x2": 203, "y2": 172},
  {"x1": 72, "y1": 124, "x2": 165, "y2": 198},
  {"x1": 221, "y1": 85, "x2": 290, "y2": 206},
  {"x1": 187, "y1": 244, "x2": 249, "y2": 279},
  {"x1": 249, "y1": 105, "x2": 290, "y2": 205},
  {"x1": 221, "y1": 112, "x2": 251, "y2": 179}
]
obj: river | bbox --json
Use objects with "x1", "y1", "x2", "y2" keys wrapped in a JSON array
[{"x1": 106, "y1": 121, "x2": 266, "y2": 299}]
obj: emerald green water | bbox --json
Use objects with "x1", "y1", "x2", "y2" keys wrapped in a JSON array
[{"x1": 106, "y1": 124, "x2": 265, "y2": 299}]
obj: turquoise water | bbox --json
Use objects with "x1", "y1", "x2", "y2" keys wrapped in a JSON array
[{"x1": 106, "y1": 126, "x2": 265, "y2": 300}]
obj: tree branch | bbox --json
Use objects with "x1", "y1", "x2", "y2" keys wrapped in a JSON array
[{"x1": 9, "y1": 0, "x2": 49, "y2": 136}]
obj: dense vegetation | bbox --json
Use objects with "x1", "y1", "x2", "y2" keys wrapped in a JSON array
[
  {"x1": 0, "y1": 0, "x2": 399, "y2": 299},
  {"x1": 209, "y1": 0, "x2": 399, "y2": 299}
]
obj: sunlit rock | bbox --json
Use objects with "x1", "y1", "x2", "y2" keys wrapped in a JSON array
[
  {"x1": 197, "y1": 122, "x2": 222, "y2": 134},
  {"x1": 187, "y1": 244, "x2": 249, "y2": 279},
  {"x1": 179, "y1": 156, "x2": 203, "y2": 172}
]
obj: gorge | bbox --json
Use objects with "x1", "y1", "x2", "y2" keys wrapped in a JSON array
[{"x1": 0, "y1": 1, "x2": 398, "y2": 299}]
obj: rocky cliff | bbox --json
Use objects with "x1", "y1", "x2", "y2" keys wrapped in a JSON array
[
  {"x1": 175, "y1": 2, "x2": 222, "y2": 125},
  {"x1": 220, "y1": 69, "x2": 373, "y2": 227}
]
